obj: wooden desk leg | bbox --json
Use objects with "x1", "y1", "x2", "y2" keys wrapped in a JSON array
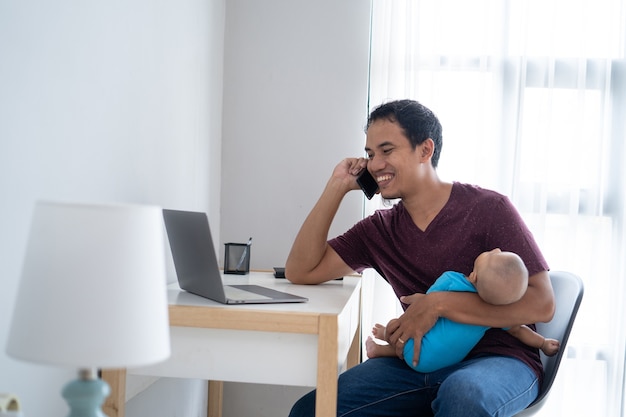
[
  {"x1": 346, "y1": 320, "x2": 361, "y2": 369},
  {"x1": 207, "y1": 381, "x2": 224, "y2": 417},
  {"x1": 102, "y1": 369, "x2": 126, "y2": 417},
  {"x1": 316, "y1": 315, "x2": 339, "y2": 417}
]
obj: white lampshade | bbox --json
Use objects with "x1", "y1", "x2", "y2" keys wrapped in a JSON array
[{"x1": 6, "y1": 201, "x2": 170, "y2": 369}]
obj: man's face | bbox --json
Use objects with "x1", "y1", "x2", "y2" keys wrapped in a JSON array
[{"x1": 365, "y1": 119, "x2": 426, "y2": 199}]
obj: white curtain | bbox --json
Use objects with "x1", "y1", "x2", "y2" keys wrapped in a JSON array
[{"x1": 365, "y1": 0, "x2": 626, "y2": 415}]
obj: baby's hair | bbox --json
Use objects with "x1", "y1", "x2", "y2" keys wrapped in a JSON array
[{"x1": 479, "y1": 252, "x2": 529, "y2": 305}]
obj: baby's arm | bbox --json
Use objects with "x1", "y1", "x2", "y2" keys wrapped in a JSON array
[{"x1": 507, "y1": 325, "x2": 560, "y2": 356}]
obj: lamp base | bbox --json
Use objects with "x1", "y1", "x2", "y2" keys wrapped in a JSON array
[{"x1": 61, "y1": 369, "x2": 110, "y2": 417}]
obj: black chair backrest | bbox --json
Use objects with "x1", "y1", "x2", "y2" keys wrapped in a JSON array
[{"x1": 530, "y1": 271, "x2": 584, "y2": 405}]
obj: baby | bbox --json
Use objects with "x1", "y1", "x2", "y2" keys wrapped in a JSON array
[{"x1": 366, "y1": 249, "x2": 560, "y2": 372}]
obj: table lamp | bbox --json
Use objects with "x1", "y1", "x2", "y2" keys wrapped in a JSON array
[{"x1": 6, "y1": 201, "x2": 171, "y2": 417}]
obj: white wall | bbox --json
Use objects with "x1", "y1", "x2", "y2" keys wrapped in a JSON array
[
  {"x1": 0, "y1": 0, "x2": 224, "y2": 415},
  {"x1": 220, "y1": 0, "x2": 371, "y2": 269},
  {"x1": 0, "y1": 0, "x2": 371, "y2": 415}
]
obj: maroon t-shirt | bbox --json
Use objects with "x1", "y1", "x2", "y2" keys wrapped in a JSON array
[{"x1": 328, "y1": 182, "x2": 549, "y2": 382}]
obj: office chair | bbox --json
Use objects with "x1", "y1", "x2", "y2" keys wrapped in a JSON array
[{"x1": 514, "y1": 271, "x2": 584, "y2": 416}]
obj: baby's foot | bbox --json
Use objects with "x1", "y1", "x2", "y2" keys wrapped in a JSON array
[
  {"x1": 366, "y1": 335, "x2": 396, "y2": 359},
  {"x1": 372, "y1": 323, "x2": 387, "y2": 340}
]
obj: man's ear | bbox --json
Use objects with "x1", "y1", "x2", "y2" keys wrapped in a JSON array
[{"x1": 420, "y1": 138, "x2": 435, "y2": 160}]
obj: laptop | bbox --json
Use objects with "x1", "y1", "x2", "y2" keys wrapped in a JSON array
[{"x1": 162, "y1": 209, "x2": 308, "y2": 304}]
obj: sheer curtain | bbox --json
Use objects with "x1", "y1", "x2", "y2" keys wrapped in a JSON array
[{"x1": 365, "y1": 0, "x2": 626, "y2": 415}]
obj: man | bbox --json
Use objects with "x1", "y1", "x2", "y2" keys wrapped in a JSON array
[{"x1": 285, "y1": 99, "x2": 555, "y2": 416}]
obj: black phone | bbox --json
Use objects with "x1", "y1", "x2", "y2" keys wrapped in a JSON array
[{"x1": 356, "y1": 169, "x2": 379, "y2": 200}]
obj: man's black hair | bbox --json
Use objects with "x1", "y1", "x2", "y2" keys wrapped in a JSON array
[{"x1": 366, "y1": 99, "x2": 443, "y2": 168}]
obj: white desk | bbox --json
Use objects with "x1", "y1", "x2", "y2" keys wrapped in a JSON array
[{"x1": 102, "y1": 272, "x2": 362, "y2": 417}]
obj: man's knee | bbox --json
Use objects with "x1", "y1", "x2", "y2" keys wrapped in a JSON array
[
  {"x1": 441, "y1": 370, "x2": 487, "y2": 397},
  {"x1": 431, "y1": 359, "x2": 539, "y2": 417},
  {"x1": 432, "y1": 370, "x2": 492, "y2": 416}
]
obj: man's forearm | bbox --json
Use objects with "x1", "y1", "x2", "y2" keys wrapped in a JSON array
[
  {"x1": 285, "y1": 178, "x2": 348, "y2": 283},
  {"x1": 435, "y1": 271, "x2": 555, "y2": 327}
]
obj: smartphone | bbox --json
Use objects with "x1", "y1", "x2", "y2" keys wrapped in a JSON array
[{"x1": 356, "y1": 169, "x2": 379, "y2": 200}]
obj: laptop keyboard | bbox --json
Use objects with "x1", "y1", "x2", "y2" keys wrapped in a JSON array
[{"x1": 225, "y1": 285, "x2": 272, "y2": 300}]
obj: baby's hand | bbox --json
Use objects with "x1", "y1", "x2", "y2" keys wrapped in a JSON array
[{"x1": 541, "y1": 338, "x2": 560, "y2": 356}]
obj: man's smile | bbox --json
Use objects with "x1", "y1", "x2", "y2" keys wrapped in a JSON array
[{"x1": 377, "y1": 174, "x2": 394, "y2": 184}]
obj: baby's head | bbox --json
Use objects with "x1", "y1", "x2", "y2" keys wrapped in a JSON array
[{"x1": 467, "y1": 249, "x2": 529, "y2": 305}]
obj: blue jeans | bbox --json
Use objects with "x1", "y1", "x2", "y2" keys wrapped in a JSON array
[{"x1": 288, "y1": 355, "x2": 539, "y2": 417}]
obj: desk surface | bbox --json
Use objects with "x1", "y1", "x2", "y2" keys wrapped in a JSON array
[
  {"x1": 163, "y1": 273, "x2": 359, "y2": 336},
  {"x1": 168, "y1": 272, "x2": 358, "y2": 312},
  {"x1": 103, "y1": 272, "x2": 362, "y2": 417}
]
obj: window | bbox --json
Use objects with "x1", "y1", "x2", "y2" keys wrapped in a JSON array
[{"x1": 367, "y1": 1, "x2": 626, "y2": 414}]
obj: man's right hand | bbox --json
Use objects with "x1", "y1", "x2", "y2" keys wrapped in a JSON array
[{"x1": 331, "y1": 157, "x2": 369, "y2": 191}]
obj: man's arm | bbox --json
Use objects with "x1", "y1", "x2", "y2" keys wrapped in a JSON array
[
  {"x1": 387, "y1": 270, "x2": 555, "y2": 358},
  {"x1": 285, "y1": 158, "x2": 366, "y2": 284}
]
